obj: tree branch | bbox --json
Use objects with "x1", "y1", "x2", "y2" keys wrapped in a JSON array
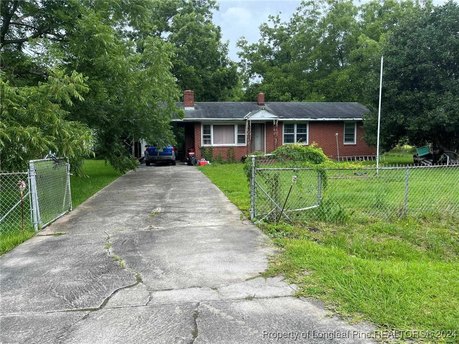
[
  {"x1": 8, "y1": 21, "x2": 40, "y2": 31},
  {"x1": 0, "y1": 0, "x2": 20, "y2": 46}
]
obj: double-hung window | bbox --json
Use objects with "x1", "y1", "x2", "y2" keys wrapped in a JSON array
[
  {"x1": 283, "y1": 123, "x2": 308, "y2": 144},
  {"x1": 202, "y1": 124, "x2": 246, "y2": 146},
  {"x1": 343, "y1": 122, "x2": 356, "y2": 144},
  {"x1": 203, "y1": 125, "x2": 211, "y2": 145}
]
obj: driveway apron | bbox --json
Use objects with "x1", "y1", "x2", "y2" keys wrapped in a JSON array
[{"x1": 0, "y1": 165, "x2": 374, "y2": 343}]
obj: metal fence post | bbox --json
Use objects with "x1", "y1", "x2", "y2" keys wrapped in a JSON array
[
  {"x1": 317, "y1": 171, "x2": 323, "y2": 205},
  {"x1": 28, "y1": 162, "x2": 41, "y2": 231},
  {"x1": 404, "y1": 167, "x2": 410, "y2": 217},
  {"x1": 65, "y1": 161, "x2": 73, "y2": 211},
  {"x1": 250, "y1": 155, "x2": 256, "y2": 220}
]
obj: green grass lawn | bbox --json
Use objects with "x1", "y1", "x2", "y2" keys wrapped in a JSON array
[
  {"x1": 0, "y1": 160, "x2": 121, "y2": 255},
  {"x1": 200, "y1": 162, "x2": 459, "y2": 342},
  {"x1": 71, "y1": 160, "x2": 122, "y2": 207}
]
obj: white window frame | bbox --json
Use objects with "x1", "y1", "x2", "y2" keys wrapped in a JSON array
[
  {"x1": 201, "y1": 123, "x2": 247, "y2": 147},
  {"x1": 282, "y1": 122, "x2": 309, "y2": 145},
  {"x1": 343, "y1": 122, "x2": 357, "y2": 145}
]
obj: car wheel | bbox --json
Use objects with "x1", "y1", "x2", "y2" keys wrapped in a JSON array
[
  {"x1": 172, "y1": 160, "x2": 176, "y2": 166},
  {"x1": 146, "y1": 161, "x2": 151, "y2": 166}
]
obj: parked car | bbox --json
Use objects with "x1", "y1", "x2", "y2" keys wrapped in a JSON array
[{"x1": 144, "y1": 145, "x2": 176, "y2": 166}]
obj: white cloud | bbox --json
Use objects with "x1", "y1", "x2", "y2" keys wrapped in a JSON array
[{"x1": 223, "y1": 7, "x2": 253, "y2": 24}]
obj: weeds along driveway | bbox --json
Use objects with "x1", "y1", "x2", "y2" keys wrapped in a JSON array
[{"x1": 0, "y1": 165, "x2": 374, "y2": 344}]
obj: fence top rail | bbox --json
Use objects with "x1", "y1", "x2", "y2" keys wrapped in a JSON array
[
  {"x1": 0, "y1": 171, "x2": 29, "y2": 176},
  {"x1": 29, "y1": 157, "x2": 67, "y2": 163},
  {"x1": 255, "y1": 164, "x2": 459, "y2": 172}
]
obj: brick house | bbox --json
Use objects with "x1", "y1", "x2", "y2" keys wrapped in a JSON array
[{"x1": 174, "y1": 90, "x2": 376, "y2": 161}]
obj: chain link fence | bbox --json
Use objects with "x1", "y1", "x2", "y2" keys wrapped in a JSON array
[
  {"x1": 0, "y1": 158, "x2": 72, "y2": 234},
  {"x1": 249, "y1": 155, "x2": 459, "y2": 223},
  {"x1": 0, "y1": 172, "x2": 32, "y2": 233}
]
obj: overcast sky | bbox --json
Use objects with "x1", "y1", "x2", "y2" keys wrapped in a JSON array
[
  {"x1": 213, "y1": 0, "x2": 300, "y2": 61},
  {"x1": 213, "y1": 0, "x2": 449, "y2": 61}
]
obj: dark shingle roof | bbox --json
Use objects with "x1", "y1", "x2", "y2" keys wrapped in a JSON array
[
  {"x1": 179, "y1": 102, "x2": 368, "y2": 120},
  {"x1": 267, "y1": 102, "x2": 368, "y2": 119},
  {"x1": 182, "y1": 102, "x2": 257, "y2": 119}
]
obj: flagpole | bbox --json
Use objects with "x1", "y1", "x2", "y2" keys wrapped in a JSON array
[{"x1": 376, "y1": 56, "x2": 384, "y2": 172}]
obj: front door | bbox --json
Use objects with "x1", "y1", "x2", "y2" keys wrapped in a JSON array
[{"x1": 251, "y1": 123, "x2": 265, "y2": 153}]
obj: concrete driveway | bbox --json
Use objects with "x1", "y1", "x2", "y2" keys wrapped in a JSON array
[{"x1": 0, "y1": 165, "x2": 374, "y2": 343}]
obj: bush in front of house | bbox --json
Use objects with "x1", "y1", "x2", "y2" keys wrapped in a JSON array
[{"x1": 273, "y1": 143, "x2": 329, "y2": 164}]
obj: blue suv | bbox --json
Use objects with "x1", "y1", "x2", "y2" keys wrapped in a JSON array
[{"x1": 144, "y1": 145, "x2": 176, "y2": 166}]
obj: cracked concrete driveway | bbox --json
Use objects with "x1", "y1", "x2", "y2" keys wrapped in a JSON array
[{"x1": 0, "y1": 165, "x2": 374, "y2": 343}]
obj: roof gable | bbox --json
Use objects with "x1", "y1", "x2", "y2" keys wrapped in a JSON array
[{"x1": 245, "y1": 109, "x2": 278, "y2": 120}]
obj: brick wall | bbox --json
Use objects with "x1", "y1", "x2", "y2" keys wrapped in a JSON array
[
  {"x1": 308, "y1": 121, "x2": 376, "y2": 158},
  {"x1": 265, "y1": 122, "x2": 275, "y2": 152},
  {"x1": 190, "y1": 121, "x2": 375, "y2": 161},
  {"x1": 194, "y1": 123, "x2": 202, "y2": 157}
]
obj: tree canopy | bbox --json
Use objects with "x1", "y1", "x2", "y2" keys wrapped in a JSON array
[
  {"x1": 0, "y1": 69, "x2": 92, "y2": 171},
  {"x1": 1, "y1": 0, "x2": 239, "y2": 172},
  {"x1": 369, "y1": 1, "x2": 459, "y2": 150},
  {"x1": 238, "y1": 0, "x2": 457, "y2": 150},
  {"x1": 237, "y1": 0, "x2": 424, "y2": 103}
]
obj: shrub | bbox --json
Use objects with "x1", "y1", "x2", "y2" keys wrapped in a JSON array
[
  {"x1": 273, "y1": 143, "x2": 328, "y2": 164},
  {"x1": 200, "y1": 146, "x2": 213, "y2": 161}
]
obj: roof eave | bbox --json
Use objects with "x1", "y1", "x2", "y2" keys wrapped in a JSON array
[{"x1": 175, "y1": 117, "x2": 364, "y2": 122}]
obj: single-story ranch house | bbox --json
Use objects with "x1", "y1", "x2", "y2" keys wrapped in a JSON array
[{"x1": 173, "y1": 90, "x2": 376, "y2": 161}]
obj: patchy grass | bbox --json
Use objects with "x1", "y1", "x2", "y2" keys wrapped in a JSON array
[
  {"x1": 0, "y1": 229, "x2": 35, "y2": 255},
  {"x1": 1, "y1": 160, "x2": 122, "y2": 255},
  {"x1": 380, "y1": 151, "x2": 415, "y2": 165},
  {"x1": 199, "y1": 163, "x2": 250, "y2": 213},
  {"x1": 71, "y1": 160, "x2": 122, "y2": 207},
  {"x1": 200, "y1": 162, "x2": 459, "y2": 342}
]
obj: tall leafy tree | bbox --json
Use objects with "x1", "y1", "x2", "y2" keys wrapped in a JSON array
[
  {"x1": 0, "y1": 0, "x2": 182, "y2": 172},
  {"x1": 0, "y1": 0, "x2": 94, "y2": 171},
  {"x1": 366, "y1": 1, "x2": 459, "y2": 150},
  {"x1": 127, "y1": 0, "x2": 239, "y2": 101},
  {"x1": 237, "y1": 0, "x2": 425, "y2": 104},
  {"x1": 0, "y1": 69, "x2": 92, "y2": 171},
  {"x1": 238, "y1": 0, "x2": 360, "y2": 101},
  {"x1": 1, "y1": 0, "x2": 240, "y2": 172},
  {"x1": 168, "y1": 8, "x2": 238, "y2": 101},
  {"x1": 60, "y1": 2, "x2": 180, "y2": 171}
]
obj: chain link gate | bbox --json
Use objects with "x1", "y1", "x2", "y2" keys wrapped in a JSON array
[
  {"x1": 250, "y1": 155, "x2": 323, "y2": 222},
  {"x1": 29, "y1": 158, "x2": 72, "y2": 231}
]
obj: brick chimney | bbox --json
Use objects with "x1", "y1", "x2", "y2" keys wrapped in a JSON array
[
  {"x1": 184, "y1": 90, "x2": 194, "y2": 108},
  {"x1": 257, "y1": 92, "x2": 265, "y2": 106}
]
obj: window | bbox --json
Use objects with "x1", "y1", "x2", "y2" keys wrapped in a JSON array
[
  {"x1": 237, "y1": 125, "x2": 246, "y2": 144},
  {"x1": 296, "y1": 123, "x2": 308, "y2": 142},
  {"x1": 213, "y1": 125, "x2": 235, "y2": 144},
  {"x1": 201, "y1": 124, "x2": 246, "y2": 146},
  {"x1": 283, "y1": 123, "x2": 308, "y2": 144},
  {"x1": 283, "y1": 124, "x2": 295, "y2": 143},
  {"x1": 344, "y1": 122, "x2": 356, "y2": 144},
  {"x1": 203, "y1": 125, "x2": 211, "y2": 145}
]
